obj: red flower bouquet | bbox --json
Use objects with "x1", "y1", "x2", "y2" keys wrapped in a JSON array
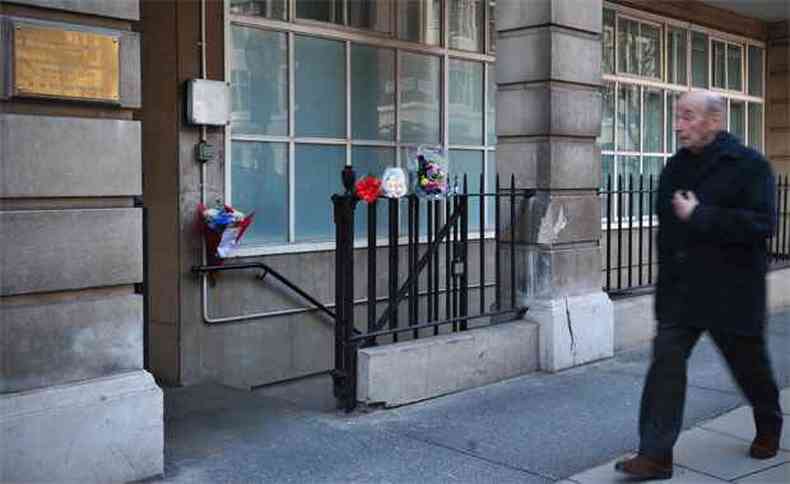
[{"x1": 355, "y1": 176, "x2": 382, "y2": 204}]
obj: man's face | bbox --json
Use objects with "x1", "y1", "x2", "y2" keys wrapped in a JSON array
[{"x1": 675, "y1": 96, "x2": 717, "y2": 152}]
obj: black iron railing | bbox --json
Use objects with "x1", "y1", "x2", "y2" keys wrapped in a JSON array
[
  {"x1": 600, "y1": 174, "x2": 790, "y2": 296},
  {"x1": 332, "y1": 168, "x2": 533, "y2": 411}
]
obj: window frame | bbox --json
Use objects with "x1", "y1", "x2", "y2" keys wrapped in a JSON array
[
  {"x1": 602, "y1": 2, "x2": 766, "y2": 227},
  {"x1": 225, "y1": 0, "x2": 498, "y2": 256}
]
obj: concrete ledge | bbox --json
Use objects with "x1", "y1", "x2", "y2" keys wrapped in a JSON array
[
  {"x1": 357, "y1": 321, "x2": 539, "y2": 407},
  {"x1": 0, "y1": 370, "x2": 163, "y2": 483},
  {"x1": 768, "y1": 266, "x2": 790, "y2": 312}
]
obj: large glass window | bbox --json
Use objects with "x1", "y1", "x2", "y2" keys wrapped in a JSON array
[
  {"x1": 229, "y1": 1, "x2": 498, "y2": 250},
  {"x1": 449, "y1": 0, "x2": 484, "y2": 52},
  {"x1": 667, "y1": 27, "x2": 686, "y2": 85},
  {"x1": 231, "y1": 26, "x2": 288, "y2": 136},
  {"x1": 295, "y1": 36, "x2": 345, "y2": 138},
  {"x1": 398, "y1": 0, "x2": 441, "y2": 45},
  {"x1": 449, "y1": 59, "x2": 483, "y2": 145},
  {"x1": 748, "y1": 46, "x2": 763, "y2": 96},
  {"x1": 400, "y1": 52, "x2": 441, "y2": 144},
  {"x1": 600, "y1": 7, "x2": 765, "y2": 222},
  {"x1": 691, "y1": 32, "x2": 708, "y2": 88},
  {"x1": 351, "y1": 45, "x2": 395, "y2": 141}
]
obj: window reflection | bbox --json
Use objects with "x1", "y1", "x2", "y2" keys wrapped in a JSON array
[
  {"x1": 230, "y1": 0, "x2": 287, "y2": 20},
  {"x1": 398, "y1": 0, "x2": 441, "y2": 46},
  {"x1": 352, "y1": 45, "x2": 395, "y2": 141},
  {"x1": 449, "y1": 0, "x2": 484, "y2": 52}
]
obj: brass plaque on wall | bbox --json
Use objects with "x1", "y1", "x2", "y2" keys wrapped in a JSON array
[{"x1": 13, "y1": 25, "x2": 120, "y2": 102}]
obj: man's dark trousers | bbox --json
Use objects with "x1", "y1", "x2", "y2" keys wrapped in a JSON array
[{"x1": 638, "y1": 322, "x2": 783, "y2": 460}]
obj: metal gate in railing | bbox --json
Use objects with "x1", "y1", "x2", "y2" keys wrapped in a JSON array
[{"x1": 331, "y1": 167, "x2": 534, "y2": 412}]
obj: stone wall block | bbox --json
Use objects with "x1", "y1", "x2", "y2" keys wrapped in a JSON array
[
  {"x1": 0, "y1": 209, "x2": 143, "y2": 295},
  {"x1": 515, "y1": 193, "x2": 601, "y2": 245},
  {"x1": 496, "y1": 28, "x2": 551, "y2": 84},
  {"x1": 497, "y1": 138, "x2": 601, "y2": 189},
  {"x1": 120, "y1": 31, "x2": 142, "y2": 108},
  {"x1": 7, "y1": 0, "x2": 139, "y2": 20},
  {"x1": 550, "y1": 83, "x2": 602, "y2": 137},
  {"x1": 0, "y1": 115, "x2": 142, "y2": 197},
  {"x1": 496, "y1": 0, "x2": 602, "y2": 34},
  {"x1": 1, "y1": 295, "x2": 143, "y2": 393},
  {"x1": 551, "y1": 29, "x2": 601, "y2": 86},
  {"x1": 0, "y1": 371, "x2": 162, "y2": 483},
  {"x1": 496, "y1": 84, "x2": 550, "y2": 137}
]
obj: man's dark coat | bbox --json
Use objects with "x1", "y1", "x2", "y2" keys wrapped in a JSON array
[{"x1": 655, "y1": 131, "x2": 776, "y2": 335}]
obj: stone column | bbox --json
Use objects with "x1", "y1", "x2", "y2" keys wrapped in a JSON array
[{"x1": 495, "y1": 0, "x2": 613, "y2": 371}]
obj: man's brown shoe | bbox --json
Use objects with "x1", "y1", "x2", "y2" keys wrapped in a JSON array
[
  {"x1": 614, "y1": 454, "x2": 673, "y2": 480},
  {"x1": 750, "y1": 434, "x2": 780, "y2": 459}
]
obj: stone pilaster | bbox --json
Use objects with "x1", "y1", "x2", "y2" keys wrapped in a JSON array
[
  {"x1": 767, "y1": 20, "x2": 789, "y2": 176},
  {"x1": 496, "y1": 0, "x2": 613, "y2": 371}
]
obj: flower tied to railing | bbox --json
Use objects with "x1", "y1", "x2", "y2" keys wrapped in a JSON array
[
  {"x1": 196, "y1": 201, "x2": 255, "y2": 265},
  {"x1": 355, "y1": 176, "x2": 382, "y2": 204}
]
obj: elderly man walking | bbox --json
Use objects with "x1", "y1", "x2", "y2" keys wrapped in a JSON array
[{"x1": 615, "y1": 91, "x2": 783, "y2": 480}]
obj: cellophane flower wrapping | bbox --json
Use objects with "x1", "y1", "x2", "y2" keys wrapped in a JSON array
[
  {"x1": 381, "y1": 167, "x2": 408, "y2": 198},
  {"x1": 196, "y1": 202, "x2": 255, "y2": 265},
  {"x1": 409, "y1": 146, "x2": 449, "y2": 199}
]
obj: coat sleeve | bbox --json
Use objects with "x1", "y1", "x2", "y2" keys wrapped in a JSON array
[{"x1": 687, "y1": 161, "x2": 776, "y2": 245}]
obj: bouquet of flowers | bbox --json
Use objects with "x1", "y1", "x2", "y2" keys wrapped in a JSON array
[
  {"x1": 355, "y1": 176, "x2": 382, "y2": 204},
  {"x1": 196, "y1": 201, "x2": 254, "y2": 264},
  {"x1": 410, "y1": 146, "x2": 449, "y2": 199},
  {"x1": 381, "y1": 167, "x2": 408, "y2": 198}
]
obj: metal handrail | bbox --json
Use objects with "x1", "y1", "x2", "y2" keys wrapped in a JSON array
[{"x1": 193, "y1": 262, "x2": 337, "y2": 321}]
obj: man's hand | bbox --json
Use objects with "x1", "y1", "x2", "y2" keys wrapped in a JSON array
[{"x1": 672, "y1": 190, "x2": 699, "y2": 221}]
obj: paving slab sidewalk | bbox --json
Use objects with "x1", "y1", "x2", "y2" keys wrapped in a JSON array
[{"x1": 562, "y1": 388, "x2": 790, "y2": 483}]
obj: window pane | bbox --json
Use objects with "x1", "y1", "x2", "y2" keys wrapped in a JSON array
[
  {"x1": 667, "y1": 28, "x2": 687, "y2": 85},
  {"x1": 400, "y1": 52, "x2": 441, "y2": 144},
  {"x1": 618, "y1": 84, "x2": 640, "y2": 152},
  {"x1": 231, "y1": 142, "x2": 288, "y2": 244},
  {"x1": 598, "y1": 82, "x2": 615, "y2": 151},
  {"x1": 352, "y1": 147, "x2": 394, "y2": 238},
  {"x1": 667, "y1": 92, "x2": 680, "y2": 153},
  {"x1": 450, "y1": 150, "x2": 483, "y2": 230},
  {"x1": 487, "y1": 64, "x2": 496, "y2": 146},
  {"x1": 644, "y1": 88, "x2": 663, "y2": 153},
  {"x1": 486, "y1": 151, "x2": 495, "y2": 228},
  {"x1": 618, "y1": 18, "x2": 638, "y2": 75},
  {"x1": 488, "y1": 0, "x2": 496, "y2": 54},
  {"x1": 748, "y1": 46, "x2": 763, "y2": 97},
  {"x1": 231, "y1": 26, "x2": 288, "y2": 136},
  {"x1": 230, "y1": 0, "x2": 287, "y2": 20},
  {"x1": 643, "y1": 156, "x2": 663, "y2": 216},
  {"x1": 398, "y1": 0, "x2": 441, "y2": 46},
  {"x1": 296, "y1": 0, "x2": 342, "y2": 24},
  {"x1": 729, "y1": 100, "x2": 745, "y2": 141},
  {"x1": 351, "y1": 44, "x2": 395, "y2": 141},
  {"x1": 603, "y1": 9, "x2": 615, "y2": 75},
  {"x1": 727, "y1": 44, "x2": 742, "y2": 91},
  {"x1": 294, "y1": 144, "x2": 345, "y2": 242},
  {"x1": 601, "y1": 154, "x2": 614, "y2": 218},
  {"x1": 640, "y1": 23, "x2": 660, "y2": 78},
  {"x1": 449, "y1": 59, "x2": 484, "y2": 145},
  {"x1": 748, "y1": 103, "x2": 763, "y2": 152},
  {"x1": 348, "y1": 0, "x2": 392, "y2": 33},
  {"x1": 691, "y1": 32, "x2": 708, "y2": 88},
  {"x1": 712, "y1": 40, "x2": 726, "y2": 89},
  {"x1": 449, "y1": 0, "x2": 484, "y2": 52},
  {"x1": 295, "y1": 36, "x2": 345, "y2": 138},
  {"x1": 618, "y1": 155, "x2": 640, "y2": 218}
]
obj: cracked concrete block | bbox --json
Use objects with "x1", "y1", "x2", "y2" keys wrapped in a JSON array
[{"x1": 525, "y1": 291, "x2": 614, "y2": 372}]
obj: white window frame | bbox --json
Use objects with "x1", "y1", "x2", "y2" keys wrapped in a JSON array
[
  {"x1": 601, "y1": 2, "x2": 766, "y2": 228},
  {"x1": 225, "y1": 0, "x2": 497, "y2": 256}
]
